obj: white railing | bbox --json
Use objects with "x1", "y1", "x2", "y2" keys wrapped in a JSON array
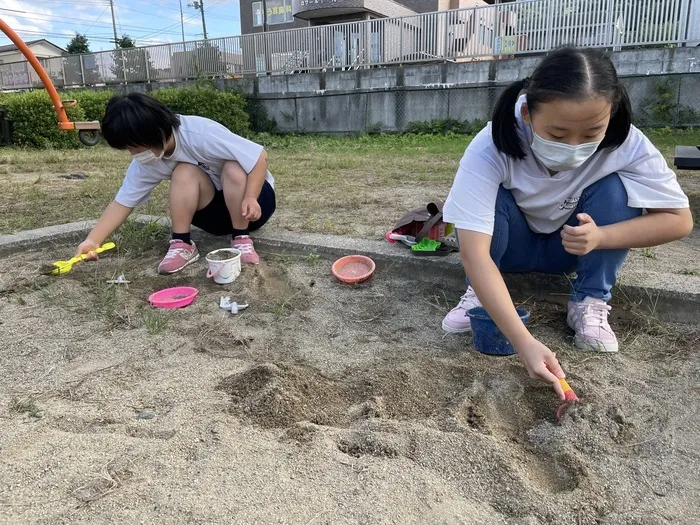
[{"x1": 0, "y1": 0, "x2": 695, "y2": 90}]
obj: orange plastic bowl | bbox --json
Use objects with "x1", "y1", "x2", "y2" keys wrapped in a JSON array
[{"x1": 332, "y1": 255, "x2": 376, "y2": 284}]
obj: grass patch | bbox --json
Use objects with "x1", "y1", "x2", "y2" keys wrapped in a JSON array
[
  {"x1": 114, "y1": 219, "x2": 171, "y2": 255},
  {"x1": 1, "y1": 130, "x2": 699, "y2": 237}
]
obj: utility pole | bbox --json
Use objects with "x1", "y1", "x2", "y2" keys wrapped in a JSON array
[
  {"x1": 189, "y1": 1, "x2": 208, "y2": 40},
  {"x1": 178, "y1": 0, "x2": 186, "y2": 44},
  {"x1": 261, "y1": 0, "x2": 268, "y2": 32},
  {"x1": 261, "y1": 0, "x2": 269, "y2": 73},
  {"x1": 109, "y1": 0, "x2": 126, "y2": 82},
  {"x1": 109, "y1": 0, "x2": 119, "y2": 48}
]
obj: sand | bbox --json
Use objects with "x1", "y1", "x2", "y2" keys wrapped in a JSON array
[{"x1": 1, "y1": 239, "x2": 699, "y2": 525}]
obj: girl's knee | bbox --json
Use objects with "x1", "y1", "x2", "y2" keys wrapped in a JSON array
[
  {"x1": 586, "y1": 173, "x2": 627, "y2": 203},
  {"x1": 221, "y1": 161, "x2": 247, "y2": 186},
  {"x1": 582, "y1": 174, "x2": 642, "y2": 224},
  {"x1": 172, "y1": 162, "x2": 206, "y2": 182},
  {"x1": 495, "y1": 185, "x2": 518, "y2": 215}
]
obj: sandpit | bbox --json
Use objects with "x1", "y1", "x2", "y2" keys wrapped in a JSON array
[{"x1": 1, "y1": 237, "x2": 699, "y2": 524}]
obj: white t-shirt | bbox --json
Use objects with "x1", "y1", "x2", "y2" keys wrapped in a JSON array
[
  {"x1": 443, "y1": 96, "x2": 689, "y2": 235},
  {"x1": 115, "y1": 115, "x2": 275, "y2": 208}
]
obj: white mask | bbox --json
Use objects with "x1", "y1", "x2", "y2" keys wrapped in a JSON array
[
  {"x1": 530, "y1": 132, "x2": 602, "y2": 172},
  {"x1": 131, "y1": 148, "x2": 164, "y2": 166}
]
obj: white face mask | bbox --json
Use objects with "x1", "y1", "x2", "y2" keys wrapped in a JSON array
[
  {"x1": 530, "y1": 132, "x2": 602, "y2": 172},
  {"x1": 131, "y1": 148, "x2": 164, "y2": 166}
]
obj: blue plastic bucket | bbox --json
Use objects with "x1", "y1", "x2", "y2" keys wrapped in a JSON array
[{"x1": 467, "y1": 307, "x2": 530, "y2": 356}]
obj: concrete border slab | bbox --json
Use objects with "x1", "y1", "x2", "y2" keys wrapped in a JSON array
[{"x1": 1, "y1": 216, "x2": 699, "y2": 324}]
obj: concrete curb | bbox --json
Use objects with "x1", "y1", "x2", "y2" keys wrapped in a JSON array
[{"x1": 1, "y1": 215, "x2": 699, "y2": 323}]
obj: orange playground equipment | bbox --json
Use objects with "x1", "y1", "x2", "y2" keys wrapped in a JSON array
[{"x1": 0, "y1": 19, "x2": 101, "y2": 146}]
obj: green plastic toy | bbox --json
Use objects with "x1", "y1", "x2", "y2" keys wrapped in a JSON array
[{"x1": 411, "y1": 238, "x2": 442, "y2": 252}]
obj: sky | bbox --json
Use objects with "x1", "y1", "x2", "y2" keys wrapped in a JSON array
[{"x1": 0, "y1": 0, "x2": 242, "y2": 52}]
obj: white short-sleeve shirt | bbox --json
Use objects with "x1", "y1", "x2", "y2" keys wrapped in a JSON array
[
  {"x1": 443, "y1": 96, "x2": 689, "y2": 235},
  {"x1": 115, "y1": 115, "x2": 275, "y2": 208}
]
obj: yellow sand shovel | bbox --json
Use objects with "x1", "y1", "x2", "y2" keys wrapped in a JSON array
[{"x1": 42, "y1": 242, "x2": 116, "y2": 275}]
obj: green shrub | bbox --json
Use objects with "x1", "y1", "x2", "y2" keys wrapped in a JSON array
[
  {"x1": 405, "y1": 118, "x2": 487, "y2": 135},
  {"x1": 244, "y1": 96, "x2": 277, "y2": 134},
  {"x1": 0, "y1": 90, "x2": 85, "y2": 148},
  {"x1": 0, "y1": 85, "x2": 254, "y2": 148},
  {"x1": 73, "y1": 90, "x2": 115, "y2": 122},
  {"x1": 152, "y1": 86, "x2": 251, "y2": 137},
  {"x1": 638, "y1": 80, "x2": 700, "y2": 127}
]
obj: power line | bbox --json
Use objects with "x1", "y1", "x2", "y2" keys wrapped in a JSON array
[
  {"x1": 6, "y1": 29, "x2": 117, "y2": 43},
  {"x1": 84, "y1": 5, "x2": 110, "y2": 34},
  {"x1": 27, "y1": 0, "x2": 108, "y2": 5},
  {"x1": 139, "y1": 0, "x2": 184, "y2": 13},
  {"x1": 0, "y1": 7, "x2": 186, "y2": 35},
  {"x1": 135, "y1": 9, "x2": 202, "y2": 40},
  {"x1": 3, "y1": 0, "x2": 233, "y2": 46}
]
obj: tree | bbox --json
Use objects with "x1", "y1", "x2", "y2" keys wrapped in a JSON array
[
  {"x1": 115, "y1": 34, "x2": 136, "y2": 49},
  {"x1": 110, "y1": 33, "x2": 155, "y2": 83},
  {"x1": 66, "y1": 33, "x2": 90, "y2": 54},
  {"x1": 63, "y1": 33, "x2": 101, "y2": 85}
]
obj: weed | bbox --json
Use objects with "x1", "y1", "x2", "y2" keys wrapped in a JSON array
[
  {"x1": 141, "y1": 308, "x2": 174, "y2": 335},
  {"x1": 88, "y1": 279, "x2": 118, "y2": 323},
  {"x1": 678, "y1": 268, "x2": 700, "y2": 276},
  {"x1": 268, "y1": 251, "x2": 296, "y2": 273},
  {"x1": 304, "y1": 252, "x2": 321, "y2": 266},
  {"x1": 10, "y1": 396, "x2": 42, "y2": 418},
  {"x1": 639, "y1": 247, "x2": 657, "y2": 259},
  {"x1": 271, "y1": 290, "x2": 302, "y2": 319}
]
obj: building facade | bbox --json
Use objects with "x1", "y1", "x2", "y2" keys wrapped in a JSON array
[
  {"x1": 0, "y1": 39, "x2": 65, "y2": 64},
  {"x1": 239, "y1": 0, "x2": 512, "y2": 35}
]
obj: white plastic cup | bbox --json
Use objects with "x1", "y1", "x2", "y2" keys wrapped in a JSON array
[{"x1": 205, "y1": 248, "x2": 242, "y2": 285}]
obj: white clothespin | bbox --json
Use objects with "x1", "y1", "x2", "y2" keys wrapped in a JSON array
[
  {"x1": 106, "y1": 273, "x2": 130, "y2": 284},
  {"x1": 219, "y1": 296, "x2": 249, "y2": 314}
]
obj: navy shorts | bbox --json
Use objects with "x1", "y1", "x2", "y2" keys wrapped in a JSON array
[{"x1": 191, "y1": 180, "x2": 276, "y2": 236}]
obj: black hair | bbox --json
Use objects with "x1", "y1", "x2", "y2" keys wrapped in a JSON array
[
  {"x1": 492, "y1": 47, "x2": 632, "y2": 160},
  {"x1": 101, "y1": 92, "x2": 180, "y2": 150}
]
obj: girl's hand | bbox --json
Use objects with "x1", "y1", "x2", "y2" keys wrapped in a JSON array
[
  {"x1": 515, "y1": 337, "x2": 566, "y2": 400},
  {"x1": 76, "y1": 238, "x2": 100, "y2": 260},
  {"x1": 241, "y1": 197, "x2": 262, "y2": 222},
  {"x1": 561, "y1": 213, "x2": 604, "y2": 255}
]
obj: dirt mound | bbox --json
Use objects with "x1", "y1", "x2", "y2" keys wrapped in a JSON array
[
  {"x1": 337, "y1": 430, "x2": 403, "y2": 458},
  {"x1": 218, "y1": 359, "x2": 478, "y2": 429},
  {"x1": 344, "y1": 360, "x2": 470, "y2": 421},
  {"x1": 217, "y1": 362, "x2": 348, "y2": 428}
]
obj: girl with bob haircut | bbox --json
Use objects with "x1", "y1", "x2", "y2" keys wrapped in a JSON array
[
  {"x1": 75, "y1": 93, "x2": 275, "y2": 273},
  {"x1": 442, "y1": 47, "x2": 692, "y2": 398}
]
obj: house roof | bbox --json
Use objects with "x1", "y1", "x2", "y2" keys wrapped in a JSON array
[{"x1": 0, "y1": 39, "x2": 66, "y2": 55}]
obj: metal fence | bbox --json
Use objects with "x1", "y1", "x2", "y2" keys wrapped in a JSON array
[{"x1": 1, "y1": 0, "x2": 697, "y2": 90}]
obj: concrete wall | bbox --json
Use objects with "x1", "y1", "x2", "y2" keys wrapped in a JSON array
[
  {"x1": 250, "y1": 46, "x2": 700, "y2": 132},
  {"x1": 97, "y1": 46, "x2": 700, "y2": 133}
]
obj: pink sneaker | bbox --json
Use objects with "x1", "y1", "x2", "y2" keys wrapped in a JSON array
[
  {"x1": 232, "y1": 235, "x2": 259, "y2": 265},
  {"x1": 157, "y1": 239, "x2": 199, "y2": 275},
  {"x1": 566, "y1": 297, "x2": 619, "y2": 353},
  {"x1": 442, "y1": 287, "x2": 482, "y2": 333}
]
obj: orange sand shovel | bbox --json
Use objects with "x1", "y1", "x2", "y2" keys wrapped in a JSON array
[{"x1": 556, "y1": 378, "x2": 579, "y2": 421}]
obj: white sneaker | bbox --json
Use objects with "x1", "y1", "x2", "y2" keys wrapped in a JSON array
[
  {"x1": 442, "y1": 287, "x2": 482, "y2": 333},
  {"x1": 566, "y1": 297, "x2": 619, "y2": 353}
]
